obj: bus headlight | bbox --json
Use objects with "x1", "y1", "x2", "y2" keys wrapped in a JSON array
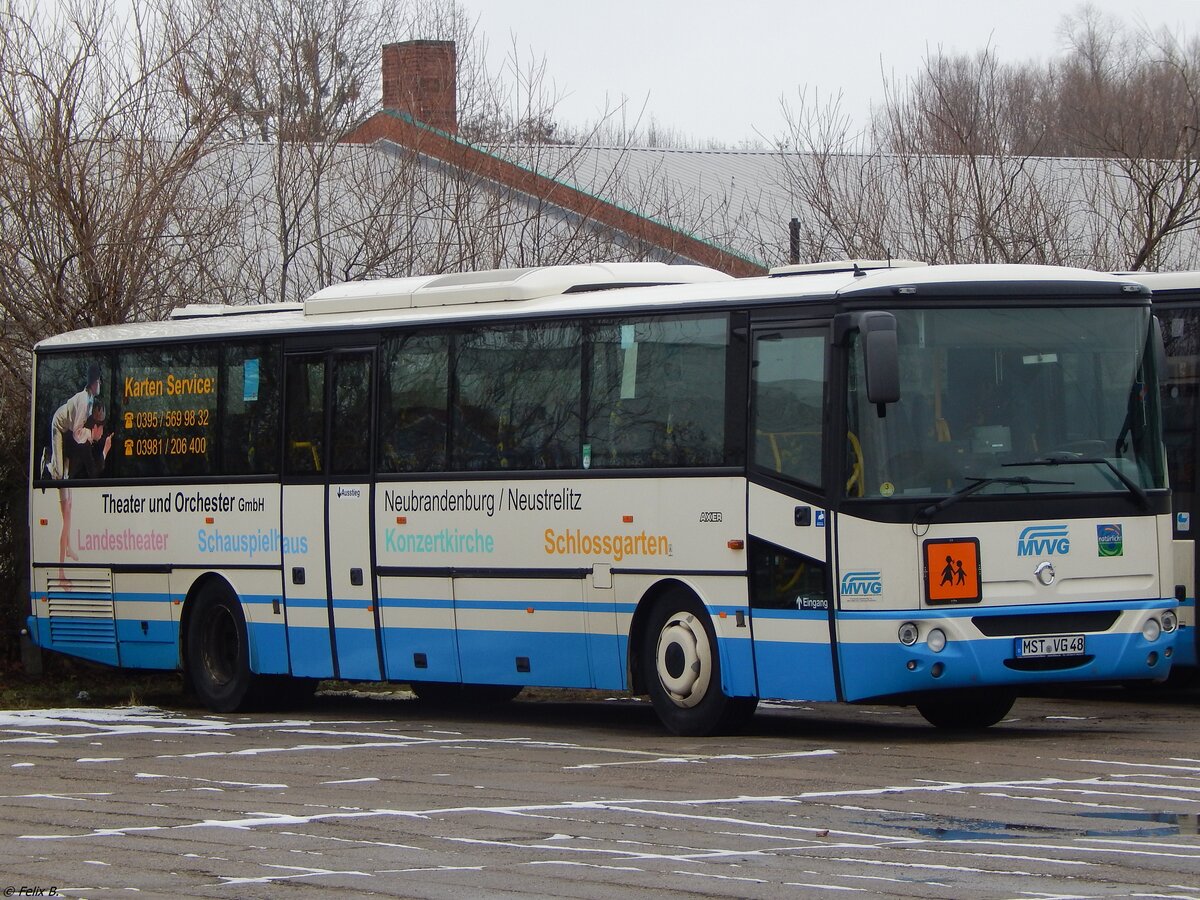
[
  {"x1": 898, "y1": 622, "x2": 919, "y2": 646},
  {"x1": 1162, "y1": 610, "x2": 1179, "y2": 634},
  {"x1": 1143, "y1": 617, "x2": 1161, "y2": 642},
  {"x1": 927, "y1": 628, "x2": 947, "y2": 653}
]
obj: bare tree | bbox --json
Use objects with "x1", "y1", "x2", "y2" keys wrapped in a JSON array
[
  {"x1": 774, "y1": 8, "x2": 1200, "y2": 271},
  {"x1": 0, "y1": 0, "x2": 242, "y2": 389},
  {"x1": 1054, "y1": 9, "x2": 1200, "y2": 269},
  {"x1": 0, "y1": 0, "x2": 243, "y2": 661}
]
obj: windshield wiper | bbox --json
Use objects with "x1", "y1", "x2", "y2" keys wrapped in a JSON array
[
  {"x1": 918, "y1": 474, "x2": 1074, "y2": 520},
  {"x1": 1002, "y1": 454, "x2": 1151, "y2": 509}
]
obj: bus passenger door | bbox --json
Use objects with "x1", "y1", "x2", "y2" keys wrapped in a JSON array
[
  {"x1": 746, "y1": 323, "x2": 839, "y2": 702},
  {"x1": 282, "y1": 348, "x2": 382, "y2": 681}
]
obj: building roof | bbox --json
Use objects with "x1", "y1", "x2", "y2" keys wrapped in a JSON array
[{"x1": 346, "y1": 109, "x2": 768, "y2": 276}]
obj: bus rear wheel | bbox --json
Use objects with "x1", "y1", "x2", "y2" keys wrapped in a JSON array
[
  {"x1": 915, "y1": 689, "x2": 1016, "y2": 730},
  {"x1": 186, "y1": 583, "x2": 257, "y2": 713},
  {"x1": 642, "y1": 591, "x2": 756, "y2": 736}
]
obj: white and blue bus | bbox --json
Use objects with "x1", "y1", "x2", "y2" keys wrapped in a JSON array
[
  {"x1": 27, "y1": 261, "x2": 1179, "y2": 733},
  {"x1": 1125, "y1": 271, "x2": 1200, "y2": 670}
]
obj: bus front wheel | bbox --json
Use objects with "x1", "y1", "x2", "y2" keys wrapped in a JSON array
[
  {"x1": 914, "y1": 689, "x2": 1015, "y2": 730},
  {"x1": 642, "y1": 591, "x2": 756, "y2": 736},
  {"x1": 186, "y1": 583, "x2": 257, "y2": 713}
]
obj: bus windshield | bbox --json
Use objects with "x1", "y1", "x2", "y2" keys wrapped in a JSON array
[{"x1": 846, "y1": 305, "x2": 1166, "y2": 499}]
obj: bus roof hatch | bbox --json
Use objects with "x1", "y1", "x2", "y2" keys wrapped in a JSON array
[{"x1": 302, "y1": 262, "x2": 733, "y2": 315}]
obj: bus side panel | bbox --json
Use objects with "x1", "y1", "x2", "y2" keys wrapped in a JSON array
[
  {"x1": 378, "y1": 575, "x2": 460, "y2": 683},
  {"x1": 1173, "y1": 539, "x2": 1197, "y2": 667},
  {"x1": 585, "y1": 569, "x2": 624, "y2": 690},
  {"x1": 282, "y1": 484, "x2": 335, "y2": 678},
  {"x1": 749, "y1": 610, "x2": 838, "y2": 701},
  {"x1": 242, "y1": 571, "x2": 290, "y2": 675},
  {"x1": 30, "y1": 566, "x2": 120, "y2": 667},
  {"x1": 194, "y1": 569, "x2": 290, "y2": 676},
  {"x1": 454, "y1": 577, "x2": 592, "y2": 687},
  {"x1": 327, "y1": 483, "x2": 381, "y2": 681},
  {"x1": 746, "y1": 484, "x2": 837, "y2": 701},
  {"x1": 698, "y1": 577, "x2": 758, "y2": 698},
  {"x1": 113, "y1": 571, "x2": 177, "y2": 670}
]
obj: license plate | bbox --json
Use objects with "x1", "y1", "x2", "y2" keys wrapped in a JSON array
[{"x1": 1016, "y1": 634, "x2": 1086, "y2": 658}]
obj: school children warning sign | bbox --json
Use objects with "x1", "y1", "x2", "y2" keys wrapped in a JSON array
[{"x1": 923, "y1": 537, "x2": 982, "y2": 604}]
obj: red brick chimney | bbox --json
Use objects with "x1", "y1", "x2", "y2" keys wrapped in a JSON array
[{"x1": 381, "y1": 40, "x2": 457, "y2": 134}]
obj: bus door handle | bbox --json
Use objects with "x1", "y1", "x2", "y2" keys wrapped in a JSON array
[{"x1": 350, "y1": 568, "x2": 364, "y2": 586}]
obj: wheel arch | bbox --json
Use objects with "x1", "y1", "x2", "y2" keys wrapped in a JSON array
[
  {"x1": 627, "y1": 577, "x2": 708, "y2": 695},
  {"x1": 179, "y1": 572, "x2": 247, "y2": 674}
]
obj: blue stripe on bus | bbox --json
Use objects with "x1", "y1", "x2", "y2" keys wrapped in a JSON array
[
  {"x1": 112, "y1": 639, "x2": 178, "y2": 670},
  {"x1": 749, "y1": 608, "x2": 830, "y2": 620},
  {"x1": 379, "y1": 624, "x2": 630, "y2": 690},
  {"x1": 33, "y1": 588, "x2": 1189, "y2": 699},
  {"x1": 456, "y1": 628, "x2": 593, "y2": 688},
  {"x1": 379, "y1": 597, "x2": 453, "y2": 610},
  {"x1": 378, "y1": 597, "x2": 639, "y2": 615},
  {"x1": 834, "y1": 598, "x2": 1178, "y2": 621},
  {"x1": 113, "y1": 592, "x2": 175, "y2": 604},
  {"x1": 750, "y1": 640, "x2": 837, "y2": 701},
  {"x1": 30, "y1": 614, "x2": 120, "y2": 667},
  {"x1": 283, "y1": 596, "x2": 334, "y2": 609},
  {"x1": 286, "y1": 623, "x2": 334, "y2": 678},
  {"x1": 334, "y1": 625, "x2": 382, "y2": 681},
  {"x1": 381, "y1": 625, "x2": 461, "y2": 682},
  {"x1": 717, "y1": 634, "x2": 759, "y2": 697}
]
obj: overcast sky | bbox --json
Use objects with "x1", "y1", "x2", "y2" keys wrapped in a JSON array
[{"x1": 461, "y1": 0, "x2": 1199, "y2": 145}]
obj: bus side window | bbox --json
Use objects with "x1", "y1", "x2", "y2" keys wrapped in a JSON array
[
  {"x1": 378, "y1": 332, "x2": 449, "y2": 473},
  {"x1": 331, "y1": 354, "x2": 372, "y2": 475},
  {"x1": 453, "y1": 323, "x2": 580, "y2": 471},
  {"x1": 586, "y1": 314, "x2": 729, "y2": 468},
  {"x1": 220, "y1": 342, "x2": 280, "y2": 475},
  {"x1": 285, "y1": 357, "x2": 325, "y2": 475},
  {"x1": 751, "y1": 330, "x2": 826, "y2": 485},
  {"x1": 750, "y1": 539, "x2": 828, "y2": 611}
]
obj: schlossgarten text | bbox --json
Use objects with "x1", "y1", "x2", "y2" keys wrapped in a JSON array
[{"x1": 383, "y1": 486, "x2": 670, "y2": 562}]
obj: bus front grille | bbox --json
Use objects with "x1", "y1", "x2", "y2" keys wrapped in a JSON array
[{"x1": 973, "y1": 611, "x2": 1121, "y2": 637}]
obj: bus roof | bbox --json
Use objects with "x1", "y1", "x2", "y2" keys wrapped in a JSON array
[
  {"x1": 35, "y1": 262, "x2": 1150, "y2": 351},
  {"x1": 1116, "y1": 271, "x2": 1200, "y2": 295}
]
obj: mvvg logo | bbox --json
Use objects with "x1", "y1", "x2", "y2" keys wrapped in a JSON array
[
  {"x1": 841, "y1": 571, "x2": 883, "y2": 597},
  {"x1": 1017, "y1": 524, "x2": 1070, "y2": 557}
]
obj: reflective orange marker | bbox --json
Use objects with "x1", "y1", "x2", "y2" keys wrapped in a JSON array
[{"x1": 923, "y1": 537, "x2": 982, "y2": 604}]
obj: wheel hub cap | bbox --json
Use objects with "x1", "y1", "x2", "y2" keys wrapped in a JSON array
[{"x1": 655, "y1": 612, "x2": 712, "y2": 708}]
